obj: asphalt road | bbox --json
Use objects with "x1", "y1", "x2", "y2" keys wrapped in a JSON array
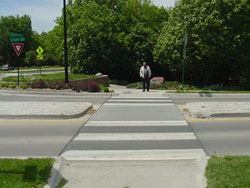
[
  {"x1": 0, "y1": 118, "x2": 87, "y2": 156},
  {"x1": 190, "y1": 119, "x2": 250, "y2": 156},
  {"x1": 0, "y1": 92, "x2": 111, "y2": 104},
  {"x1": 0, "y1": 92, "x2": 110, "y2": 156},
  {"x1": 170, "y1": 93, "x2": 250, "y2": 155}
]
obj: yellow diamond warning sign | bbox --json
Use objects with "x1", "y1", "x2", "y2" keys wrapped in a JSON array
[{"x1": 36, "y1": 46, "x2": 44, "y2": 55}]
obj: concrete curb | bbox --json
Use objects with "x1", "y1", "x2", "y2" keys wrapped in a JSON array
[
  {"x1": 0, "y1": 89, "x2": 112, "y2": 97},
  {"x1": 45, "y1": 157, "x2": 64, "y2": 188},
  {"x1": 210, "y1": 113, "x2": 250, "y2": 118},
  {"x1": 0, "y1": 103, "x2": 93, "y2": 120}
]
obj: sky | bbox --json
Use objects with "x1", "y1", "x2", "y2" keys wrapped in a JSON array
[{"x1": 0, "y1": 0, "x2": 176, "y2": 33}]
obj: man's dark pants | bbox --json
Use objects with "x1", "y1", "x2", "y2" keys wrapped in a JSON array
[{"x1": 142, "y1": 76, "x2": 150, "y2": 92}]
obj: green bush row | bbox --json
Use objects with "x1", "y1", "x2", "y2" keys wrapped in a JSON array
[{"x1": 0, "y1": 82, "x2": 29, "y2": 89}]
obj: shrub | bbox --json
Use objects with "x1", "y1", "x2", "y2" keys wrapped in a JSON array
[
  {"x1": 110, "y1": 79, "x2": 129, "y2": 86},
  {"x1": 99, "y1": 84, "x2": 109, "y2": 92},
  {"x1": 0, "y1": 82, "x2": 9, "y2": 88},
  {"x1": 48, "y1": 81, "x2": 70, "y2": 90},
  {"x1": 87, "y1": 82, "x2": 100, "y2": 92},
  {"x1": 20, "y1": 83, "x2": 29, "y2": 89},
  {"x1": 9, "y1": 83, "x2": 17, "y2": 88},
  {"x1": 29, "y1": 79, "x2": 48, "y2": 89},
  {"x1": 72, "y1": 67, "x2": 81, "y2": 74}
]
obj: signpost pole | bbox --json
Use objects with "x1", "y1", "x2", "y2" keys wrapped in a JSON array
[
  {"x1": 63, "y1": 0, "x2": 69, "y2": 84},
  {"x1": 182, "y1": 30, "x2": 187, "y2": 91},
  {"x1": 17, "y1": 62, "x2": 20, "y2": 86}
]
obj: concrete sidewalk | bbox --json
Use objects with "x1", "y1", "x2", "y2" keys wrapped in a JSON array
[
  {"x1": 0, "y1": 102, "x2": 92, "y2": 119},
  {"x1": 186, "y1": 102, "x2": 250, "y2": 118}
]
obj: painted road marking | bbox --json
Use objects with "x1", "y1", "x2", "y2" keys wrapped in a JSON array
[
  {"x1": 111, "y1": 97, "x2": 170, "y2": 99},
  {"x1": 62, "y1": 149, "x2": 206, "y2": 160},
  {"x1": 0, "y1": 120, "x2": 87, "y2": 123},
  {"x1": 188, "y1": 118, "x2": 250, "y2": 122},
  {"x1": 103, "y1": 103, "x2": 175, "y2": 106},
  {"x1": 86, "y1": 121, "x2": 188, "y2": 126},
  {"x1": 75, "y1": 133, "x2": 197, "y2": 141},
  {"x1": 108, "y1": 99, "x2": 172, "y2": 103}
]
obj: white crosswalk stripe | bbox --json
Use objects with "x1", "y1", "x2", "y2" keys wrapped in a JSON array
[
  {"x1": 86, "y1": 121, "x2": 188, "y2": 126},
  {"x1": 62, "y1": 95, "x2": 206, "y2": 159},
  {"x1": 75, "y1": 133, "x2": 197, "y2": 141}
]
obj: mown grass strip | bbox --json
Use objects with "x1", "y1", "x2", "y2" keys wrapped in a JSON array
[
  {"x1": 0, "y1": 158, "x2": 54, "y2": 188},
  {"x1": 206, "y1": 156, "x2": 250, "y2": 188},
  {"x1": 2, "y1": 72, "x2": 96, "y2": 83}
]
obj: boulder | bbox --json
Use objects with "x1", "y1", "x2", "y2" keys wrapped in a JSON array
[
  {"x1": 150, "y1": 77, "x2": 165, "y2": 85},
  {"x1": 96, "y1": 73, "x2": 103, "y2": 77}
]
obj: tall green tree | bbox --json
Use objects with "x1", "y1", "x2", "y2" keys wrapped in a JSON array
[
  {"x1": 154, "y1": 0, "x2": 250, "y2": 87},
  {"x1": 0, "y1": 15, "x2": 34, "y2": 67},
  {"x1": 50, "y1": 0, "x2": 168, "y2": 81}
]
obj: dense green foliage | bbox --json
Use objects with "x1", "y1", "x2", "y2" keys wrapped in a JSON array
[
  {"x1": 154, "y1": 0, "x2": 250, "y2": 87},
  {"x1": 0, "y1": 15, "x2": 35, "y2": 67},
  {"x1": 1, "y1": 0, "x2": 250, "y2": 88},
  {"x1": 62, "y1": 0, "x2": 168, "y2": 81}
]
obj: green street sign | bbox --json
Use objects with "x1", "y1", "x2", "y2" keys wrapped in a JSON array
[
  {"x1": 10, "y1": 33, "x2": 26, "y2": 43},
  {"x1": 10, "y1": 37, "x2": 26, "y2": 43},
  {"x1": 36, "y1": 46, "x2": 44, "y2": 55},
  {"x1": 10, "y1": 33, "x2": 24, "y2": 38}
]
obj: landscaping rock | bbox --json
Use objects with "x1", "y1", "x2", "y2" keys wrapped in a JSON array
[
  {"x1": 150, "y1": 77, "x2": 165, "y2": 85},
  {"x1": 96, "y1": 73, "x2": 103, "y2": 77}
]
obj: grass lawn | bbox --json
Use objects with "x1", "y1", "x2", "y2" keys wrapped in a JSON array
[
  {"x1": 0, "y1": 69, "x2": 64, "y2": 74},
  {"x1": 19, "y1": 66, "x2": 63, "y2": 70},
  {"x1": 2, "y1": 72, "x2": 96, "y2": 83},
  {"x1": 206, "y1": 156, "x2": 250, "y2": 188},
  {"x1": 0, "y1": 158, "x2": 54, "y2": 188},
  {"x1": 127, "y1": 81, "x2": 250, "y2": 93}
]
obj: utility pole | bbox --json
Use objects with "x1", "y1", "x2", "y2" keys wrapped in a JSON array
[
  {"x1": 63, "y1": 0, "x2": 69, "y2": 84},
  {"x1": 182, "y1": 30, "x2": 187, "y2": 91}
]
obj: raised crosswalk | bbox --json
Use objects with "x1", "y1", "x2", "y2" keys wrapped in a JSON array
[{"x1": 62, "y1": 94, "x2": 206, "y2": 160}]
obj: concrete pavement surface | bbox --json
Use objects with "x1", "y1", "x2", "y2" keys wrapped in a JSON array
[
  {"x1": 61, "y1": 89, "x2": 207, "y2": 188},
  {"x1": 169, "y1": 93, "x2": 250, "y2": 104},
  {"x1": 186, "y1": 102, "x2": 250, "y2": 118},
  {"x1": 0, "y1": 102, "x2": 92, "y2": 119}
]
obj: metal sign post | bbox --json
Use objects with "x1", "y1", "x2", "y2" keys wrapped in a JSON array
[
  {"x1": 63, "y1": 0, "x2": 69, "y2": 84},
  {"x1": 12, "y1": 42, "x2": 24, "y2": 86},
  {"x1": 36, "y1": 46, "x2": 44, "y2": 75},
  {"x1": 182, "y1": 30, "x2": 187, "y2": 91}
]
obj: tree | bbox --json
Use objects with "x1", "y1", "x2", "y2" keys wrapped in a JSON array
[
  {"x1": 0, "y1": 15, "x2": 34, "y2": 67},
  {"x1": 25, "y1": 50, "x2": 37, "y2": 66},
  {"x1": 49, "y1": 0, "x2": 168, "y2": 81},
  {"x1": 154, "y1": 0, "x2": 250, "y2": 87}
]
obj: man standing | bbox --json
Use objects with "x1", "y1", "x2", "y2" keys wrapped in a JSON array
[{"x1": 140, "y1": 62, "x2": 152, "y2": 92}]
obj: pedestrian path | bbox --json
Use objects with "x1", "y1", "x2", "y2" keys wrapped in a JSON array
[
  {"x1": 60, "y1": 90, "x2": 207, "y2": 188},
  {"x1": 62, "y1": 91, "x2": 206, "y2": 160}
]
